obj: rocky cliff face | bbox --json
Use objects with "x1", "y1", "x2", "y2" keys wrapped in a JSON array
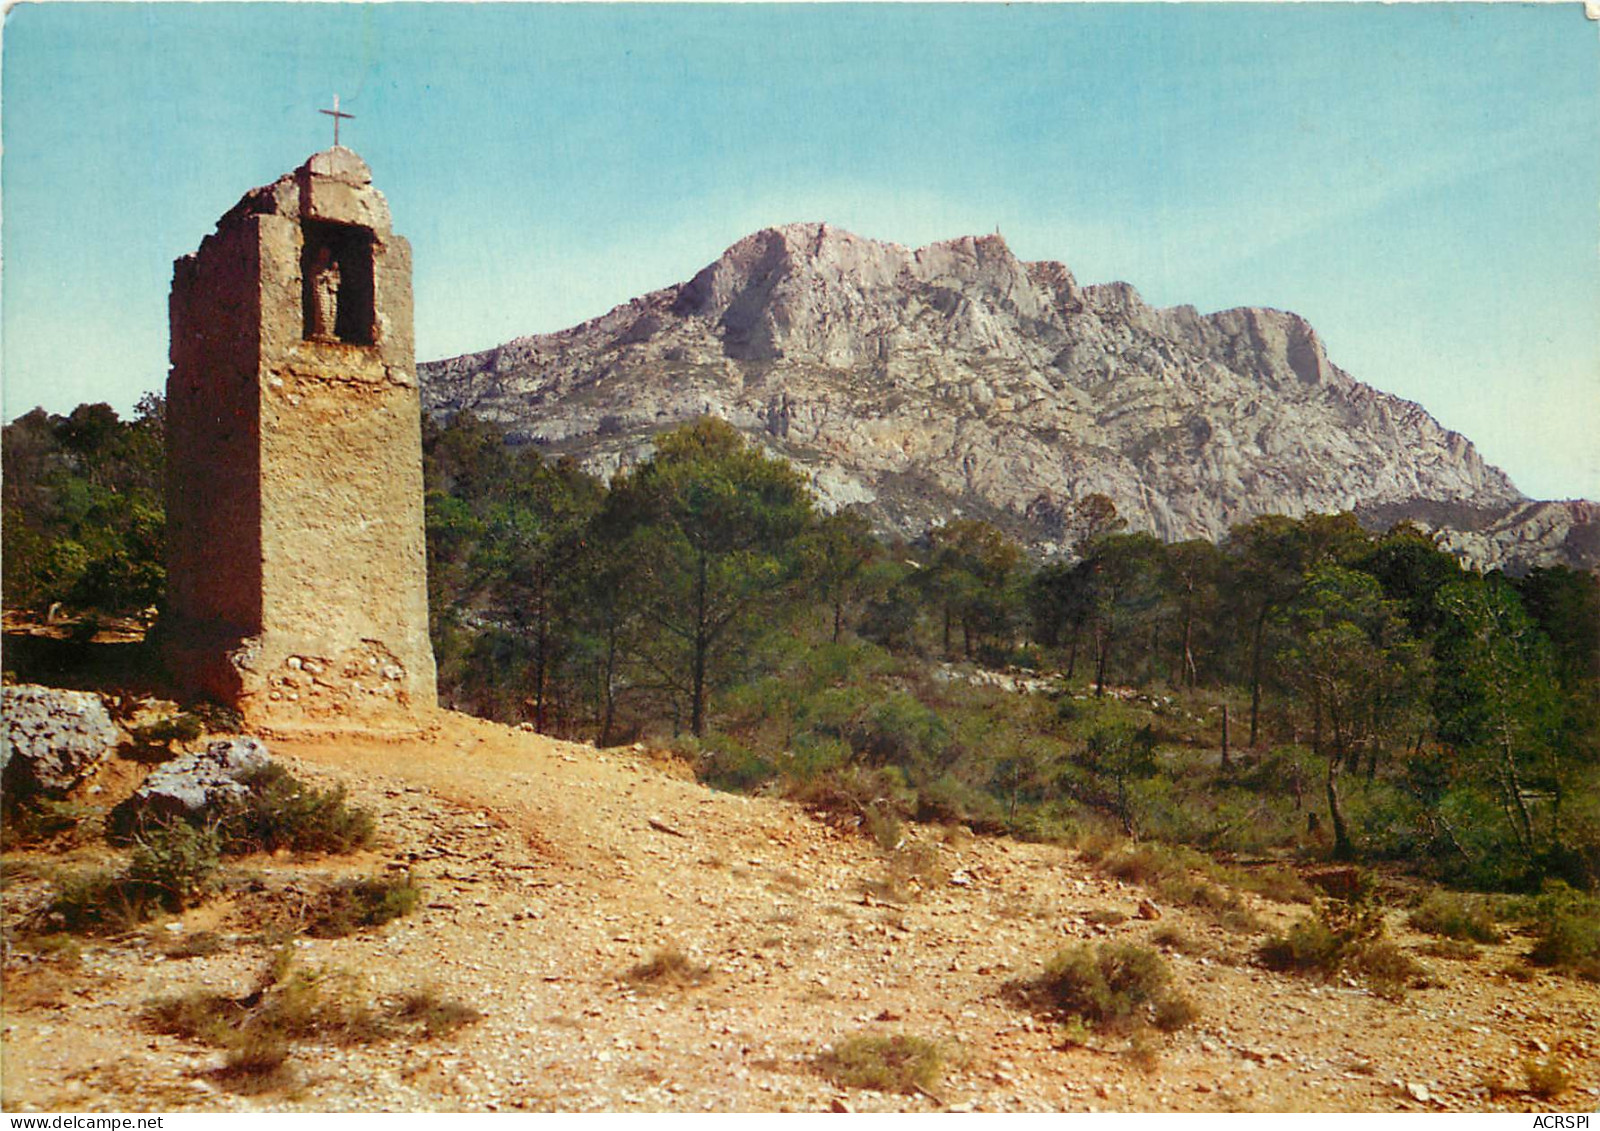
[{"x1": 420, "y1": 223, "x2": 1593, "y2": 572}]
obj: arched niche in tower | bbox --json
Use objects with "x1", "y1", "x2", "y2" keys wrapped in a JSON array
[{"x1": 301, "y1": 219, "x2": 376, "y2": 346}]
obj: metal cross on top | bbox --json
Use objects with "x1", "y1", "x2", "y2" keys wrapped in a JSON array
[{"x1": 319, "y1": 94, "x2": 354, "y2": 148}]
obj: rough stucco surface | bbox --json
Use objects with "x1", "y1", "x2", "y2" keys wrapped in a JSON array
[{"x1": 163, "y1": 147, "x2": 436, "y2": 728}]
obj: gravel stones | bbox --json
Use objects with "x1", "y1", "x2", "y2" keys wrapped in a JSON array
[{"x1": 6, "y1": 712, "x2": 1599, "y2": 1112}]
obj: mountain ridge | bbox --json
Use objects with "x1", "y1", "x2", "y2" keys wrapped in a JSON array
[{"x1": 420, "y1": 222, "x2": 1593, "y2": 572}]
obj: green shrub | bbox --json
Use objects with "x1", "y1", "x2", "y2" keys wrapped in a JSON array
[
  {"x1": 1101, "y1": 842, "x2": 1187, "y2": 886},
  {"x1": 1348, "y1": 939, "x2": 1431, "y2": 1001},
  {"x1": 217, "y1": 764, "x2": 374, "y2": 855},
  {"x1": 1055, "y1": 1014, "x2": 1094, "y2": 1047},
  {"x1": 690, "y1": 733, "x2": 778, "y2": 793},
  {"x1": 45, "y1": 822, "x2": 220, "y2": 932},
  {"x1": 1528, "y1": 919, "x2": 1600, "y2": 981},
  {"x1": 1006, "y1": 804, "x2": 1086, "y2": 845},
  {"x1": 1032, "y1": 942, "x2": 1197, "y2": 1034},
  {"x1": 1519, "y1": 885, "x2": 1600, "y2": 981},
  {"x1": 1157, "y1": 873, "x2": 1256, "y2": 926},
  {"x1": 1075, "y1": 830, "x2": 1124, "y2": 864},
  {"x1": 1408, "y1": 891, "x2": 1503, "y2": 943},
  {"x1": 146, "y1": 989, "x2": 243, "y2": 1050},
  {"x1": 1225, "y1": 865, "x2": 1314, "y2": 905},
  {"x1": 307, "y1": 875, "x2": 421, "y2": 938},
  {"x1": 1089, "y1": 839, "x2": 1262, "y2": 930},
  {"x1": 128, "y1": 712, "x2": 204, "y2": 749},
  {"x1": 1305, "y1": 866, "x2": 1376, "y2": 904},
  {"x1": 127, "y1": 820, "x2": 220, "y2": 911},
  {"x1": 785, "y1": 734, "x2": 851, "y2": 782},
  {"x1": 1261, "y1": 893, "x2": 1426, "y2": 1000},
  {"x1": 45, "y1": 869, "x2": 145, "y2": 934},
  {"x1": 914, "y1": 774, "x2": 1005, "y2": 830},
  {"x1": 855, "y1": 692, "x2": 950, "y2": 770},
  {"x1": 0, "y1": 798, "x2": 95, "y2": 849},
  {"x1": 787, "y1": 765, "x2": 914, "y2": 849},
  {"x1": 819, "y1": 1034, "x2": 944, "y2": 1094},
  {"x1": 1261, "y1": 915, "x2": 1344, "y2": 973}
]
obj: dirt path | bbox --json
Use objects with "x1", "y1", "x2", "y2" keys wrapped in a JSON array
[{"x1": 3, "y1": 710, "x2": 1598, "y2": 1112}]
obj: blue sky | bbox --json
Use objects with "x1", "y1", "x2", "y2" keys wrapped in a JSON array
[{"x1": 4, "y1": 3, "x2": 1596, "y2": 500}]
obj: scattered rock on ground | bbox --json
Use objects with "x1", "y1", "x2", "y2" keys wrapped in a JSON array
[
  {"x1": 5, "y1": 710, "x2": 1599, "y2": 1113},
  {"x1": 0, "y1": 684, "x2": 120, "y2": 797},
  {"x1": 110, "y1": 736, "x2": 271, "y2": 831}
]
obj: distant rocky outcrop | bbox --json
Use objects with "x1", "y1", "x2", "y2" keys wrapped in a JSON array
[
  {"x1": 1, "y1": 685, "x2": 120, "y2": 798},
  {"x1": 420, "y1": 223, "x2": 1595, "y2": 572}
]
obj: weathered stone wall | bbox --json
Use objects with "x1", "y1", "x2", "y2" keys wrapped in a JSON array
[
  {"x1": 166, "y1": 216, "x2": 266, "y2": 701},
  {"x1": 163, "y1": 148, "x2": 436, "y2": 727}
]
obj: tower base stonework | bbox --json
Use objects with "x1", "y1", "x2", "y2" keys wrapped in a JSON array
[{"x1": 163, "y1": 148, "x2": 437, "y2": 728}]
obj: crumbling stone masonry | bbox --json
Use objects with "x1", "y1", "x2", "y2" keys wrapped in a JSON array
[{"x1": 162, "y1": 147, "x2": 437, "y2": 726}]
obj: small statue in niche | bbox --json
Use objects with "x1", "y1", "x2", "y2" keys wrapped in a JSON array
[{"x1": 308, "y1": 245, "x2": 342, "y2": 341}]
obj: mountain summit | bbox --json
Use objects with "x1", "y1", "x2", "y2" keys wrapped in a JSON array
[{"x1": 420, "y1": 223, "x2": 1593, "y2": 570}]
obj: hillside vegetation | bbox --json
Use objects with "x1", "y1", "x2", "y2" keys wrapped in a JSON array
[
  {"x1": 5, "y1": 713, "x2": 1595, "y2": 1111},
  {"x1": 6, "y1": 405, "x2": 1597, "y2": 899},
  {"x1": 5, "y1": 404, "x2": 1600, "y2": 1112}
]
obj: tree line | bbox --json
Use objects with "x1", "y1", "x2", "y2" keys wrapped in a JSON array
[
  {"x1": 420, "y1": 414, "x2": 1599, "y2": 889},
  {"x1": 4, "y1": 404, "x2": 1596, "y2": 890},
  {"x1": 3, "y1": 399, "x2": 166, "y2": 616}
]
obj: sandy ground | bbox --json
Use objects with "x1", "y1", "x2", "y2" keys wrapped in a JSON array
[{"x1": 3, "y1": 709, "x2": 1597, "y2": 1112}]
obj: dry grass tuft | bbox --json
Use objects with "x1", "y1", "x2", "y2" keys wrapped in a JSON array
[
  {"x1": 1408, "y1": 891, "x2": 1503, "y2": 944},
  {"x1": 143, "y1": 951, "x2": 482, "y2": 1094},
  {"x1": 1024, "y1": 941, "x2": 1199, "y2": 1035},
  {"x1": 818, "y1": 1034, "x2": 944, "y2": 1094},
  {"x1": 305, "y1": 875, "x2": 422, "y2": 938},
  {"x1": 1521, "y1": 1055, "x2": 1572, "y2": 1100},
  {"x1": 1261, "y1": 893, "x2": 1427, "y2": 1000},
  {"x1": 626, "y1": 947, "x2": 715, "y2": 989},
  {"x1": 1415, "y1": 938, "x2": 1480, "y2": 962}
]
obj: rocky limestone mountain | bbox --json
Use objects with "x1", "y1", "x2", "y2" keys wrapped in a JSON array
[{"x1": 420, "y1": 222, "x2": 1595, "y2": 572}]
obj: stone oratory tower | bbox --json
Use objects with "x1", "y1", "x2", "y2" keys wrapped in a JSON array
[{"x1": 163, "y1": 147, "x2": 437, "y2": 727}]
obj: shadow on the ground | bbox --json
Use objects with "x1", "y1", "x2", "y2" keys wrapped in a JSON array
[{"x1": 3, "y1": 629, "x2": 171, "y2": 699}]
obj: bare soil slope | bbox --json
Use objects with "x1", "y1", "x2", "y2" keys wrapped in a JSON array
[{"x1": 4, "y1": 710, "x2": 1597, "y2": 1112}]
